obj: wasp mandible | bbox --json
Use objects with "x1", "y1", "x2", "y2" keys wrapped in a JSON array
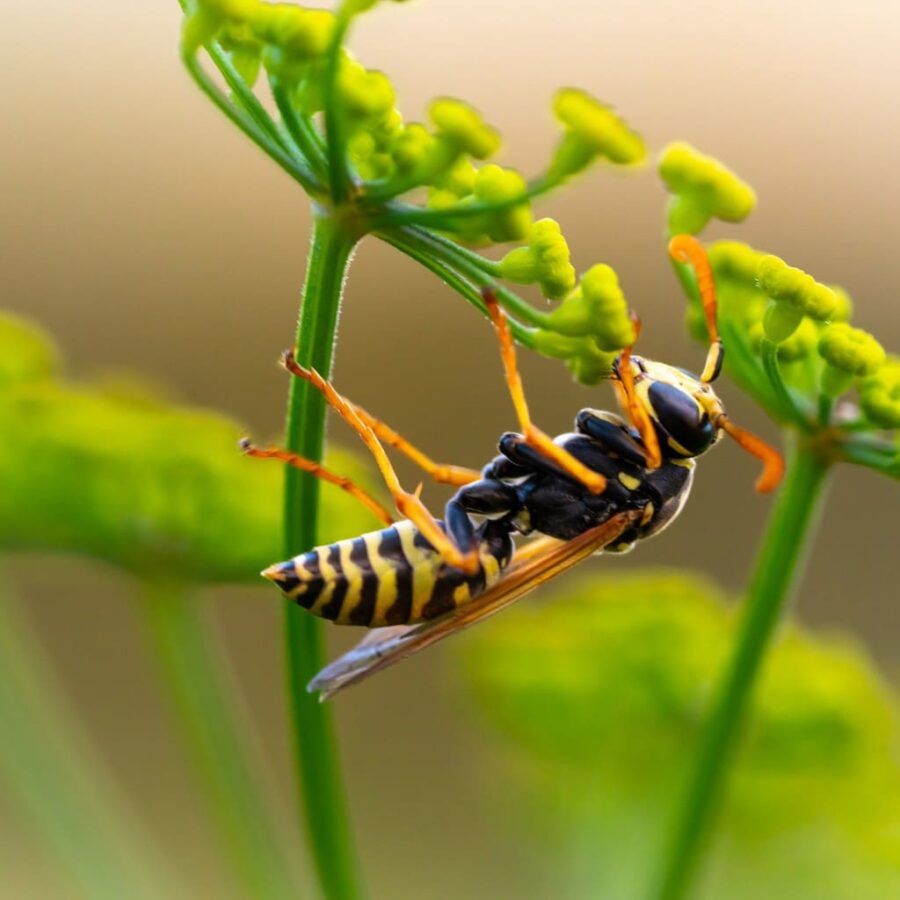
[{"x1": 242, "y1": 235, "x2": 784, "y2": 699}]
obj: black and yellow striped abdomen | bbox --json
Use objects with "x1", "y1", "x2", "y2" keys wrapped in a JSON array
[{"x1": 263, "y1": 520, "x2": 513, "y2": 627}]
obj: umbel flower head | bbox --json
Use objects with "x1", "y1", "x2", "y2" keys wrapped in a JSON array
[
  {"x1": 179, "y1": 0, "x2": 652, "y2": 380},
  {"x1": 660, "y1": 146, "x2": 898, "y2": 480}
]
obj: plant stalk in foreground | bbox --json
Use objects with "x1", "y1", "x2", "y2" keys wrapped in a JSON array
[
  {"x1": 652, "y1": 440, "x2": 830, "y2": 900},
  {"x1": 282, "y1": 215, "x2": 364, "y2": 900}
]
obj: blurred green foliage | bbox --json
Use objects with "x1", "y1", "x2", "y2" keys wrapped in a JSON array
[
  {"x1": 461, "y1": 571, "x2": 900, "y2": 900},
  {"x1": 0, "y1": 313, "x2": 380, "y2": 582}
]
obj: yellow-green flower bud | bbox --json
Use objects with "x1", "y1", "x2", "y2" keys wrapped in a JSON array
[
  {"x1": 776, "y1": 316, "x2": 819, "y2": 362},
  {"x1": 659, "y1": 142, "x2": 756, "y2": 235},
  {"x1": 433, "y1": 157, "x2": 477, "y2": 198},
  {"x1": 182, "y1": 3, "x2": 223, "y2": 55},
  {"x1": 550, "y1": 89, "x2": 645, "y2": 179},
  {"x1": 251, "y1": 4, "x2": 335, "y2": 61},
  {"x1": 758, "y1": 254, "x2": 837, "y2": 342},
  {"x1": 472, "y1": 165, "x2": 532, "y2": 243},
  {"x1": 708, "y1": 240, "x2": 765, "y2": 286},
  {"x1": 337, "y1": 60, "x2": 395, "y2": 122},
  {"x1": 499, "y1": 219, "x2": 576, "y2": 300},
  {"x1": 818, "y1": 323, "x2": 885, "y2": 397},
  {"x1": 532, "y1": 331, "x2": 616, "y2": 384},
  {"x1": 829, "y1": 286, "x2": 853, "y2": 323},
  {"x1": 429, "y1": 98, "x2": 501, "y2": 160},
  {"x1": 391, "y1": 123, "x2": 436, "y2": 175},
  {"x1": 545, "y1": 264, "x2": 635, "y2": 350},
  {"x1": 859, "y1": 357, "x2": 900, "y2": 429}
]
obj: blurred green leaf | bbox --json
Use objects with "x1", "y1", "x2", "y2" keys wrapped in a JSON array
[
  {"x1": 460, "y1": 570, "x2": 900, "y2": 900},
  {"x1": 0, "y1": 313, "x2": 380, "y2": 582}
]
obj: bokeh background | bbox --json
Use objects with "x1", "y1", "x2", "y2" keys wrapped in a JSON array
[{"x1": 2, "y1": 1, "x2": 899, "y2": 897}]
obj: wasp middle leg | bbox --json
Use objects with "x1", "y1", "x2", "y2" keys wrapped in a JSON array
[{"x1": 482, "y1": 289, "x2": 607, "y2": 494}]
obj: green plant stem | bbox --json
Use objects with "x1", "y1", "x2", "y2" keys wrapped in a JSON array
[
  {"x1": 283, "y1": 214, "x2": 365, "y2": 900},
  {"x1": 760, "y1": 338, "x2": 811, "y2": 429},
  {"x1": 377, "y1": 228, "x2": 539, "y2": 347},
  {"x1": 271, "y1": 78, "x2": 328, "y2": 182},
  {"x1": 370, "y1": 175, "x2": 557, "y2": 230},
  {"x1": 0, "y1": 584, "x2": 185, "y2": 900},
  {"x1": 323, "y1": 13, "x2": 353, "y2": 203},
  {"x1": 652, "y1": 440, "x2": 830, "y2": 900},
  {"x1": 142, "y1": 579, "x2": 301, "y2": 900},
  {"x1": 183, "y1": 54, "x2": 320, "y2": 195}
]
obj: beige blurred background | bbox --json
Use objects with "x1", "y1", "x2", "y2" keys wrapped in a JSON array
[{"x1": 2, "y1": 1, "x2": 899, "y2": 897}]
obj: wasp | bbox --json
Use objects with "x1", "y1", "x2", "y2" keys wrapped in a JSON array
[{"x1": 243, "y1": 235, "x2": 784, "y2": 699}]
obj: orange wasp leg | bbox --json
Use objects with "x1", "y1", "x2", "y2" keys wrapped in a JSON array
[
  {"x1": 281, "y1": 355, "x2": 480, "y2": 488},
  {"x1": 239, "y1": 439, "x2": 394, "y2": 526},
  {"x1": 282, "y1": 352, "x2": 481, "y2": 575},
  {"x1": 612, "y1": 315, "x2": 664, "y2": 470},
  {"x1": 482, "y1": 289, "x2": 607, "y2": 495}
]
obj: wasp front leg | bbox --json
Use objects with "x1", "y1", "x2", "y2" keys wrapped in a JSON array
[{"x1": 482, "y1": 289, "x2": 607, "y2": 495}]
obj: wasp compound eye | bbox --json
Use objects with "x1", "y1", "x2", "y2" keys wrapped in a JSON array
[{"x1": 647, "y1": 381, "x2": 716, "y2": 457}]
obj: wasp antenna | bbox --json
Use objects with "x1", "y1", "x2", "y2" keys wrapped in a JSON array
[
  {"x1": 715, "y1": 414, "x2": 784, "y2": 493},
  {"x1": 669, "y1": 234, "x2": 723, "y2": 384}
]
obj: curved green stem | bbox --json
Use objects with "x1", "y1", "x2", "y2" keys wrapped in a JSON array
[
  {"x1": 142, "y1": 579, "x2": 301, "y2": 900},
  {"x1": 760, "y1": 338, "x2": 812, "y2": 429},
  {"x1": 271, "y1": 78, "x2": 329, "y2": 182},
  {"x1": 377, "y1": 228, "x2": 538, "y2": 347},
  {"x1": 283, "y1": 215, "x2": 365, "y2": 900},
  {"x1": 206, "y1": 42, "x2": 293, "y2": 157},
  {"x1": 651, "y1": 440, "x2": 830, "y2": 900},
  {"x1": 183, "y1": 54, "x2": 321, "y2": 195},
  {"x1": 0, "y1": 584, "x2": 185, "y2": 900},
  {"x1": 371, "y1": 175, "x2": 557, "y2": 230}
]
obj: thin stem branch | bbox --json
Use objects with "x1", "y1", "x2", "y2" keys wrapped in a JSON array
[
  {"x1": 205, "y1": 42, "x2": 293, "y2": 157},
  {"x1": 0, "y1": 584, "x2": 185, "y2": 900},
  {"x1": 651, "y1": 441, "x2": 830, "y2": 900},
  {"x1": 760, "y1": 338, "x2": 812, "y2": 430},
  {"x1": 282, "y1": 215, "x2": 365, "y2": 900},
  {"x1": 322, "y1": 13, "x2": 353, "y2": 203},
  {"x1": 142, "y1": 579, "x2": 301, "y2": 900},
  {"x1": 183, "y1": 53, "x2": 321, "y2": 195},
  {"x1": 370, "y1": 175, "x2": 556, "y2": 230},
  {"x1": 270, "y1": 78, "x2": 329, "y2": 182},
  {"x1": 377, "y1": 227, "x2": 539, "y2": 347}
]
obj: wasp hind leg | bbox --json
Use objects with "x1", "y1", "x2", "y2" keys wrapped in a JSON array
[
  {"x1": 282, "y1": 350, "x2": 480, "y2": 488},
  {"x1": 240, "y1": 439, "x2": 394, "y2": 525},
  {"x1": 482, "y1": 289, "x2": 607, "y2": 495},
  {"x1": 280, "y1": 353, "x2": 481, "y2": 575}
]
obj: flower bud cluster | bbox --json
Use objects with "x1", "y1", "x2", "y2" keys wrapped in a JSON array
[
  {"x1": 548, "y1": 89, "x2": 646, "y2": 180},
  {"x1": 527, "y1": 262, "x2": 636, "y2": 384},
  {"x1": 499, "y1": 219, "x2": 576, "y2": 300},
  {"x1": 659, "y1": 142, "x2": 756, "y2": 235},
  {"x1": 757, "y1": 255, "x2": 837, "y2": 342}
]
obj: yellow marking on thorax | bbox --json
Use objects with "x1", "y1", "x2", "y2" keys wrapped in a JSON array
[
  {"x1": 618, "y1": 471, "x2": 641, "y2": 491},
  {"x1": 670, "y1": 458, "x2": 696, "y2": 470},
  {"x1": 307, "y1": 547, "x2": 337, "y2": 617},
  {"x1": 666, "y1": 435, "x2": 693, "y2": 457},
  {"x1": 334, "y1": 539, "x2": 365, "y2": 625}
]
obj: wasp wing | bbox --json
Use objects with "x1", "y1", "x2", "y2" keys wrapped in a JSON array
[{"x1": 307, "y1": 510, "x2": 639, "y2": 700}]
